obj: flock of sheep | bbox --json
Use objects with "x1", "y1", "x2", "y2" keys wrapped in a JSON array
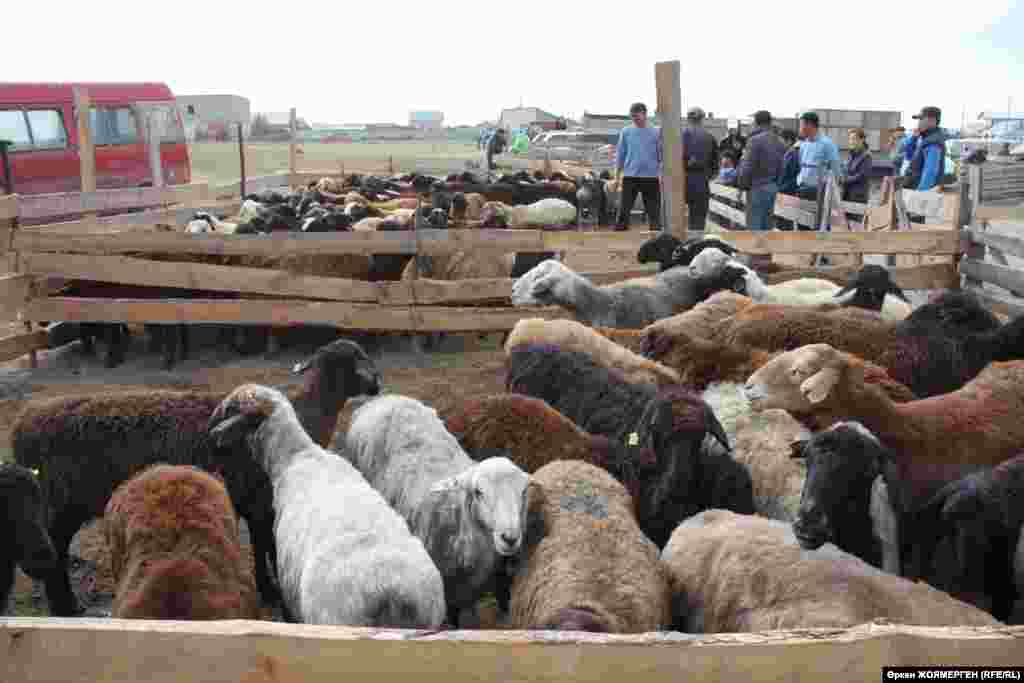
[{"x1": 3, "y1": 228, "x2": 1022, "y2": 635}]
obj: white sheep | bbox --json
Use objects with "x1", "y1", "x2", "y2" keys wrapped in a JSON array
[
  {"x1": 207, "y1": 384, "x2": 446, "y2": 628},
  {"x1": 690, "y1": 248, "x2": 912, "y2": 320},
  {"x1": 344, "y1": 394, "x2": 530, "y2": 627}
]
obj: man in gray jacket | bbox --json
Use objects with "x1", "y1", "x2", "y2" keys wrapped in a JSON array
[{"x1": 737, "y1": 110, "x2": 787, "y2": 231}]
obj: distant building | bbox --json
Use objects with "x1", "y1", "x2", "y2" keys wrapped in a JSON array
[
  {"x1": 499, "y1": 106, "x2": 560, "y2": 132},
  {"x1": 176, "y1": 94, "x2": 250, "y2": 139},
  {"x1": 409, "y1": 111, "x2": 444, "y2": 131},
  {"x1": 582, "y1": 112, "x2": 631, "y2": 132}
]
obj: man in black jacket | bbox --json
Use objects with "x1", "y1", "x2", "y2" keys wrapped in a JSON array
[
  {"x1": 737, "y1": 110, "x2": 786, "y2": 231},
  {"x1": 682, "y1": 107, "x2": 718, "y2": 231}
]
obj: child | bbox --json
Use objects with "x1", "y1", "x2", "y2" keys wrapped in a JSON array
[{"x1": 717, "y1": 152, "x2": 738, "y2": 186}]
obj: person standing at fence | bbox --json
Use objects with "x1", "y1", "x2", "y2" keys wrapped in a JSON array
[
  {"x1": 737, "y1": 110, "x2": 787, "y2": 231},
  {"x1": 484, "y1": 128, "x2": 507, "y2": 171},
  {"x1": 841, "y1": 128, "x2": 873, "y2": 226},
  {"x1": 682, "y1": 106, "x2": 718, "y2": 231},
  {"x1": 614, "y1": 102, "x2": 662, "y2": 231},
  {"x1": 720, "y1": 128, "x2": 747, "y2": 164},
  {"x1": 905, "y1": 106, "x2": 948, "y2": 192},
  {"x1": 795, "y1": 112, "x2": 840, "y2": 201},
  {"x1": 775, "y1": 130, "x2": 801, "y2": 231}
]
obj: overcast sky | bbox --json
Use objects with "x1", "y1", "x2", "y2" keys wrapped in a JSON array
[{"x1": 7, "y1": 0, "x2": 1024, "y2": 128}]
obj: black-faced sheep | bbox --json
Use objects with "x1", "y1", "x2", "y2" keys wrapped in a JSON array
[
  {"x1": 716, "y1": 289, "x2": 1012, "y2": 398},
  {"x1": 914, "y1": 454, "x2": 1024, "y2": 622},
  {"x1": 508, "y1": 460, "x2": 671, "y2": 632},
  {"x1": 635, "y1": 234, "x2": 740, "y2": 272},
  {"x1": 661, "y1": 509, "x2": 1000, "y2": 632},
  {"x1": 1, "y1": 464, "x2": 56, "y2": 615},
  {"x1": 207, "y1": 385, "x2": 445, "y2": 627},
  {"x1": 103, "y1": 464, "x2": 261, "y2": 620},
  {"x1": 743, "y1": 344, "x2": 1024, "y2": 531},
  {"x1": 511, "y1": 259, "x2": 745, "y2": 329},
  {"x1": 13, "y1": 337, "x2": 379, "y2": 617},
  {"x1": 505, "y1": 318, "x2": 681, "y2": 387},
  {"x1": 505, "y1": 344, "x2": 738, "y2": 547},
  {"x1": 343, "y1": 394, "x2": 530, "y2": 627}
]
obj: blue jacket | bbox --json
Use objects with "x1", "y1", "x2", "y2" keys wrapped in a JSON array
[
  {"x1": 797, "y1": 134, "x2": 840, "y2": 189},
  {"x1": 682, "y1": 125, "x2": 717, "y2": 195},
  {"x1": 907, "y1": 128, "x2": 948, "y2": 191},
  {"x1": 778, "y1": 147, "x2": 801, "y2": 193},
  {"x1": 616, "y1": 124, "x2": 662, "y2": 178},
  {"x1": 737, "y1": 126, "x2": 787, "y2": 190},
  {"x1": 843, "y1": 149, "x2": 873, "y2": 201}
]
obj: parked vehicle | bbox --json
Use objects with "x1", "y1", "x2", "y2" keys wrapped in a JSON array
[{"x1": 0, "y1": 82, "x2": 190, "y2": 196}]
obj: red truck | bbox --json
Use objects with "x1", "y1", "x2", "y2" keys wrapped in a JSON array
[{"x1": 0, "y1": 82, "x2": 191, "y2": 195}]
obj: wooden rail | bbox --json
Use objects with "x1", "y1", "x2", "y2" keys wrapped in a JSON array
[{"x1": 1, "y1": 619, "x2": 1022, "y2": 683}]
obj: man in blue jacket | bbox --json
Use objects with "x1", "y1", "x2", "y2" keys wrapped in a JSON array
[
  {"x1": 615, "y1": 102, "x2": 662, "y2": 231},
  {"x1": 905, "y1": 106, "x2": 948, "y2": 192},
  {"x1": 737, "y1": 110, "x2": 787, "y2": 231}
]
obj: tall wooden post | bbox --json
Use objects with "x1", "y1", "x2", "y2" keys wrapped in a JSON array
[
  {"x1": 655, "y1": 61, "x2": 687, "y2": 237},
  {"x1": 147, "y1": 109, "x2": 164, "y2": 189},
  {"x1": 72, "y1": 87, "x2": 96, "y2": 197},
  {"x1": 237, "y1": 123, "x2": 246, "y2": 199},
  {"x1": 288, "y1": 108, "x2": 298, "y2": 186}
]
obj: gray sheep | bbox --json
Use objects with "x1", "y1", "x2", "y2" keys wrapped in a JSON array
[
  {"x1": 208, "y1": 384, "x2": 446, "y2": 628},
  {"x1": 344, "y1": 394, "x2": 530, "y2": 627}
]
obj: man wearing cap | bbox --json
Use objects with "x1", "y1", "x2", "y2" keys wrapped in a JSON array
[
  {"x1": 905, "y1": 106, "x2": 948, "y2": 192},
  {"x1": 737, "y1": 110, "x2": 787, "y2": 231},
  {"x1": 615, "y1": 102, "x2": 662, "y2": 231},
  {"x1": 682, "y1": 107, "x2": 718, "y2": 231},
  {"x1": 795, "y1": 112, "x2": 841, "y2": 206}
]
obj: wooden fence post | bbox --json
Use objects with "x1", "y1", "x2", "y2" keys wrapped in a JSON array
[
  {"x1": 655, "y1": 60, "x2": 687, "y2": 238},
  {"x1": 147, "y1": 109, "x2": 164, "y2": 190},
  {"x1": 962, "y1": 164, "x2": 985, "y2": 291},
  {"x1": 72, "y1": 87, "x2": 96, "y2": 221},
  {"x1": 237, "y1": 123, "x2": 246, "y2": 199},
  {"x1": 288, "y1": 108, "x2": 298, "y2": 186}
]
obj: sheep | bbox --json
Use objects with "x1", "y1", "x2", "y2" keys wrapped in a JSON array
[
  {"x1": 574, "y1": 174, "x2": 608, "y2": 226},
  {"x1": 103, "y1": 464, "x2": 261, "y2": 620},
  {"x1": 511, "y1": 259, "x2": 744, "y2": 329},
  {"x1": 1, "y1": 464, "x2": 56, "y2": 615},
  {"x1": 438, "y1": 394, "x2": 651, "y2": 499},
  {"x1": 691, "y1": 249, "x2": 912, "y2": 320},
  {"x1": 504, "y1": 318, "x2": 681, "y2": 387},
  {"x1": 913, "y1": 454, "x2": 1024, "y2": 622},
  {"x1": 343, "y1": 394, "x2": 530, "y2": 627},
  {"x1": 716, "y1": 289, "x2": 1013, "y2": 398},
  {"x1": 508, "y1": 460, "x2": 671, "y2": 632},
  {"x1": 505, "y1": 344, "x2": 737, "y2": 547},
  {"x1": 12, "y1": 337, "x2": 380, "y2": 617},
  {"x1": 448, "y1": 192, "x2": 487, "y2": 223},
  {"x1": 742, "y1": 344, "x2": 1024, "y2": 538},
  {"x1": 207, "y1": 385, "x2": 445, "y2": 627},
  {"x1": 661, "y1": 509, "x2": 1000, "y2": 633},
  {"x1": 636, "y1": 233, "x2": 685, "y2": 272},
  {"x1": 788, "y1": 422, "x2": 904, "y2": 575}
]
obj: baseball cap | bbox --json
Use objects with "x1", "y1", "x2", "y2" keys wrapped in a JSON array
[
  {"x1": 799, "y1": 111, "x2": 820, "y2": 126},
  {"x1": 687, "y1": 106, "x2": 705, "y2": 121},
  {"x1": 913, "y1": 106, "x2": 942, "y2": 123}
]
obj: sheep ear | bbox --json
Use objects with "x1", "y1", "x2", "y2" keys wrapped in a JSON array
[
  {"x1": 788, "y1": 440, "x2": 808, "y2": 460},
  {"x1": 833, "y1": 284, "x2": 855, "y2": 299},
  {"x1": 209, "y1": 413, "x2": 264, "y2": 448},
  {"x1": 889, "y1": 284, "x2": 911, "y2": 302},
  {"x1": 799, "y1": 366, "x2": 840, "y2": 405},
  {"x1": 292, "y1": 358, "x2": 312, "y2": 374}
]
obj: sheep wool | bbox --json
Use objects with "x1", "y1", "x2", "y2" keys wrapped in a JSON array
[
  {"x1": 661, "y1": 509, "x2": 999, "y2": 633},
  {"x1": 509, "y1": 461, "x2": 671, "y2": 632},
  {"x1": 1, "y1": 463, "x2": 56, "y2": 614},
  {"x1": 104, "y1": 464, "x2": 261, "y2": 620}
]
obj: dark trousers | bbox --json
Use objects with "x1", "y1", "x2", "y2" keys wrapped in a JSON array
[
  {"x1": 618, "y1": 177, "x2": 660, "y2": 229},
  {"x1": 687, "y1": 191, "x2": 709, "y2": 231}
]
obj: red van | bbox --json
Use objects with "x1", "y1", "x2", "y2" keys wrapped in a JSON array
[{"x1": 0, "y1": 82, "x2": 191, "y2": 196}]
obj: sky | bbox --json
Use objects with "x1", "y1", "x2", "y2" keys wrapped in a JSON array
[{"x1": 6, "y1": 0, "x2": 1024, "y2": 128}]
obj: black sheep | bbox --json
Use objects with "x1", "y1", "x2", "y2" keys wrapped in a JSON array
[
  {"x1": 914, "y1": 454, "x2": 1024, "y2": 622},
  {"x1": 1, "y1": 464, "x2": 57, "y2": 614},
  {"x1": 670, "y1": 236, "x2": 739, "y2": 268},
  {"x1": 636, "y1": 234, "x2": 683, "y2": 272},
  {"x1": 834, "y1": 265, "x2": 910, "y2": 311},
  {"x1": 13, "y1": 338, "x2": 379, "y2": 617},
  {"x1": 505, "y1": 344, "x2": 732, "y2": 548}
]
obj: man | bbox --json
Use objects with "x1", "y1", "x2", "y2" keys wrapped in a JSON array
[
  {"x1": 682, "y1": 106, "x2": 718, "y2": 231},
  {"x1": 485, "y1": 128, "x2": 507, "y2": 171},
  {"x1": 795, "y1": 112, "x2": 840, "y2": 202},
  {"x1": 720, "y1": 128, "x2": 747, "y2": 163},
  {"x1": 905, "y1": 106, "x2": 948, "y2": 192},
  {"x1": 615, "y1": 102, "x2": 662, "y2": 231},
  {"x1": 737, "y1": 110, "x2": 787, "y2": 231},
  {"x1": 889, "y1": 126, "x2": 907, "y2": 165}
]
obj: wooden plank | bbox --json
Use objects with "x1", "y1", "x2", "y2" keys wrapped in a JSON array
[
  {"x1": 147, "y1": 110, "x2": 163, "y2": 189},
  {"x1": 0, "y1": 273, "x2": 34, "y2": 321},
  {"x1": 765, "y1": 262, "x2": 956, "y2": 290},
  {"x1": 23, "y1": 297, "x2": 570, "y2": 332},
  {"x1": 773, "y1": 195, "x2": 815, "y2": 226},
  {"x1": 710, "y1": 183, "x2": 742, "y2": 201},
  {"x1": 17, "y1": 184, "x2": 208, "y2": 220},
  {"x1": 709, "y1": 199, "x2": 747, "y2": 227},
  {"x1": 901, "y1": 190, "x2": 947, "y2": 218},
  {"x1": 975, "y1": 205, "x2": 1024, "y2": 222},
  {"x1": 72, "y1": 87, "x2": 95, "y2": 197},
  {"x1": 705, "y1": 229, "x2": 959, "y2": 255},
  {"x1": 20, "y1": 199, "x2": 242, "y2": 233},
  {"x1": 965, "y1": 228, "x2": 1024, "y2": 260},
  {"x1": 655, "y1": 60, "x2": 686, "y2": 237},
  {"x1": 959, "y1": 259, "x2": 1024, "y2": 299},
  {"x1": 2, "y1": 619, "x2": 1024, "y2": 683},
  {"x1": 214, "y1": 173, "x2": 291, "y2": 198},
  {"x1": 0, "y1": 329, "x2": 48, "y2": 363},
  {"x1": 0, "y1": 194, "x2": 17, "y2": 220}
]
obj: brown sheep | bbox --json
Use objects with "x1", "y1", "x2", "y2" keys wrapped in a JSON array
[
  {"x1": 439, "y1": 394, "x2": 643, "y2": 497},
  {"x1": 509, "y1": 460, "x2": 671, "y2": 632},
  {"x1": 744, "y1": 344, "x2": 1024, "y2": 509},
  {"x1": 661, "y1": 509, "x2": 1000, "y2": 632},
  {"x1": 104, "y1": 464, "x2": 261, "y2": 620}
]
